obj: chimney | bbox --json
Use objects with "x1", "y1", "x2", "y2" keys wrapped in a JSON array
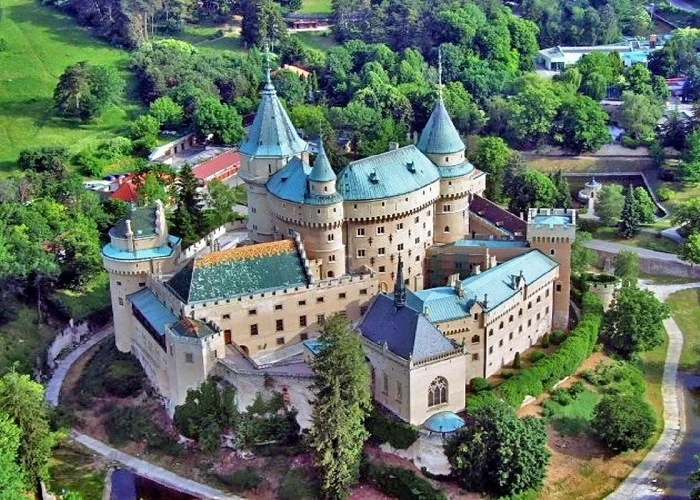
[
  {"x1": 456, "y1": 280, "x2": 464, "y2": 298},
  {"x1": 389, "y1": 142, "x2": 399, "y2": 151},
  {"x1": 473, "y1": 265, "x2": 481, "y2": 275},
  {"x1": 447, "y1": 273, "x2": 460, "y2": 288}
]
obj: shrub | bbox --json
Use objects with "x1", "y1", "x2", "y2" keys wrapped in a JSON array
[
  {"x1": 75, "y1": 341, "x2": 144, "y2": 403},
  {"x1": 277, "y1": 469, "x2": 317, "y2": 500},
  {"x1": 466, "y1": 391, "x2": 499, "y2": 413},
  {"x1": 470, "y1": 377, "x2": 490, "y2": 393},
  {"x1": 550, "y1": 330, "x2": 567, "y2": 345},
  {"x1": 513, "y1": 352, "x2": 522, "y2": 369},
  {"x1": 541, "y1": 333, "x2": 551, "y2": 348},
  {"x1": 366, "y1": 406, "x2": 420, "y2": 450},
  {"x1": 569, "y1": 381, "x2": 585, "y2": 396},
  {"x1": 363, "y1": 462, "x2": 447, "y2": 500},
  {"x1": 657, "y1": 187, "x2": 674, "y2": 202},
  {"x1": 104, "y1": 360, "x2": 144, "y2": 397},
  {"x1": 501, "y1": 370, "x2": 515, "y2": 379},
  {"x1": 550, "y1": 388, "x2": 573, "y2": 406},
  {"x1": 497, "y1": 293, "x2": 604, "y2": 407},
  {"x1": 593, "y1": 395, "x2": 655, "y2": 452},
  {"x1": 530, "y1": 351, "x2": 546, "y2": 363},
  {"x1": 215, "y1": 467, "x2": 262, "y2": 492}
]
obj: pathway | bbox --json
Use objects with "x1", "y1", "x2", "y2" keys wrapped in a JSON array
[
  {"x1": 44, "y1": 330, "x2": 234, "y2": 499},
  {"x1": 585, "y1": 239, "x2": 684, "y2": 263},
  {"x1": 607, "y1": 281, "x2": 700, "y2": 499}
]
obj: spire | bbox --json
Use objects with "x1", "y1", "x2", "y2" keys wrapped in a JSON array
[
  {"x1": 264, "y1": 41, "x2": 272, "y2": 86},
  {"x1": 308, "y1": 137, "x2": 336, "y2": 183},
  {"x1": 438, "y1": 46, "x2": 443, "y2": 100},
  {"x1": 394, "y1": 255, "x2": 406, "y2": 308}
]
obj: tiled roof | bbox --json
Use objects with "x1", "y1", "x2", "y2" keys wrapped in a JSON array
[
  {"x1": 170, "y1": 318, "x2": 217, "y2": 338},
  {"x1": 166, "y1": 239, "x2": 309, "y2": 303},
  {"x1": 192, "y1": 150, "x2": 240, "y2": 180},
  {"x1": 411, "y1": 250, "x2": 559, "y2": 321},
  {"x1": 110, "y1": 206, "x2": 158, "y2": 239},
  {"x1": 358, "y1": 293, "x2": 459, "y2": 362},
  {"x1": 469, "y1": 195, "x2": 527, "y2": 236},
  {"x1": 532, "y1": 214, "x2": 573, "y2": 228},
  {"x1": 128, "y1": 288, "x2": 178, "y2": 338},
  {"x1": 308, "y1": 143, "x2": 336, "y2": 183},
  {"x1": 239, "y1": 78, "x2": 308, "y2": 157},
  {"x1": 110, "y1": 179, "x2": 139, "y2": 203},
  {"x1": 438, "y1": 161, "x2": 474, "y2": 179},
  {"x1": 337, "y1": 146, "x2": 440, "y2": 201},
  {"x1": 417, "y1": 98, "x2": 465, "y2": 155},
  {"x1": 267, "y1": 157, "x2": 343, "y2": 206},
  {"x1": 102, "y1": 235, "x2": 180, "y2": 261}
]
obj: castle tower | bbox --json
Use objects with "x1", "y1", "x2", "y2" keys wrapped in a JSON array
[
  {"x1": 238, "y1": 47, "x2": 308, "y2": 243},
  {"x1": 102, "y1": 201, "x2": 181, "y2": 352},
  {"x1": 304, "y1": 142, "x2": 346, "y2": 279},
  {"x1": 416, "y1": 59, "x2": 472, "y2": 244},
  {"x1": 526, "y1": 208, "x2": 577, "y2": 330}
]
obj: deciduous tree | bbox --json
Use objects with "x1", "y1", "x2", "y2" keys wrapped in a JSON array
[
  {"x1": 470, "y1": 136, "x2": 512, "y2": 202},
  {"x1": 507, "y1": 169, "x2": 558, "y2": 216},
  {"x1": 592, "y1": 395, "x2": 655, "y2": 451},
  {"x1": 680, "y1": 232, "x2": 700, "y2": 268},
  {"x1": 194, "y1": 98, "x2": 244, "y2": 145},
  {"x1": 613, "y1": 250, "x2": 639, "y2": 286},
  {"x1": 0, "y1": 413, "x2": 24, "y2": 499}
]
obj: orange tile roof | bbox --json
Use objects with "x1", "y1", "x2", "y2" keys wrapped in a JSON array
[{"x1": 196, "y1": 239, "x2": 297, "y2": 268}]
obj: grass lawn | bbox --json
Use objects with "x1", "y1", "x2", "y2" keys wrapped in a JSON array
[
  {"x1": 197, "y1": 33, "x2": 246, "y2": 54},
  {"x1": 292, "y1": 30, "x2": 337, "y2": 52},
  {"x1": 639, "y1": 331, "x2": 669, "y2": 438},
  {"x1": 0, "y1": 0, "x2": 142, "y2": 174},
  {"x1": 652, "y1": 180, "x2": 700, "y2": 229},
  {"x1": 0, "y1": 296, "x2": 55, "y2": 374},
  {"x1": 544, "y1": 390, "x2": 601, "y2": 436},
  {"x1": 666, "y1": 288, "x2": 700, "y2": 372},
  {"x1": 593, "y1": 226, "x2": 681, "y2": 254},
  {"x1": 298, "y1": 0, "x2": 333, "y2": 15},
  {"x1": 53, "y1": 271, "x2": 111, "y2": 320},
  {"x1": 48, "y1": 441, "x2": 106, "y2": 498}
]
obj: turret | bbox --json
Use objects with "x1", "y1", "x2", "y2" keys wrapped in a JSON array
[{"x1": 238, "y1": 45, "x2": 308, "y2": 243}]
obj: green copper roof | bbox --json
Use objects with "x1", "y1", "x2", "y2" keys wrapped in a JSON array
[
  {"x1": 308, "y1": 143, "x2": 336, "y2": 183},
  {"x1": 337, "y1": 145, "x2": 440, "y2": 200},
  {"x1": 438, "y1": 161, "x2": 474, "y2": 179},
  {"x1": 102, "y1": 235, "x2": 180, "y2": 261},
  {"x1": 267, "y1": 157, "x2": 343, "y2": 206},
  {"x1": 110, "y1": 206, "x2": 158, "y2": 239},
  {"x1": 417, "y1": 98, "x2": 465, "y2": 155},
  {"x1": 239, "y1": 79, "x2": 308, "y2": 158},
  {"x1": 166, "y1": 239, "x2": 309, "y2": 303}
]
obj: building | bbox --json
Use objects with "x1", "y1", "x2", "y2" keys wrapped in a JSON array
[
  {"x1": 537, "y1": 43, "x2": 654, "y2": 71},
  {"x1": 103, "y1": 60, "x2": 575, "y2": 428},
  {"x1": 192, "y1": 150, "x2": 240, "y2": 184}
]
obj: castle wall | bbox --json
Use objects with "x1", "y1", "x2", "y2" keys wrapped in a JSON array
[
  {"x1": 363, "y1": 340, "x2": 413, "y2": 423},
  {"x1": 408, "y1": 353, "x2": 466, "y2": 425},
  {"x1": 426, "y1": 244, "x2": 531, "y2": 287}
]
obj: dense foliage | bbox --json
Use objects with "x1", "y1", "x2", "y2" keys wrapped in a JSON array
[
  {"x1": 75, "y1": 341, "x2": 145, "y2": 404},
  {"x1": 365, "y1": 406, "x2": 420, "y2": 450},
  {"x1": 445, "y1": 399, "x2": 550, "y2": 496},
  {"x1": 592, "y1": 394, "x2": 655, "y2": 451},
  {"x1": 362, "y1": 460, "x2": 447, "y2": 500},
  {"x1": 54, "y1": 62, "x2": 124, "y2": 121}
]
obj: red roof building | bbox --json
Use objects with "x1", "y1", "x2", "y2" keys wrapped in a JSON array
[
  {"x1": 110, "y1": 175, "x2": 139, "y2": 203},
  {"x1": 192, "y1": 150, "x2": 240, "y2": 184}
]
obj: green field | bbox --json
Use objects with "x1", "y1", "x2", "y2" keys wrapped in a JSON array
[
  {"x1": 293, "y1": 30, "x2": 337, "y2": 51},
  {"x1": 0, "y1": 0, "x2": 141, "y2": 173},
  {"x1": 298, "y1": 0, "x2": 332, "y2": 15},
  {"x1": 667, "y1": 288, "x2": 700, "y2": 372}
]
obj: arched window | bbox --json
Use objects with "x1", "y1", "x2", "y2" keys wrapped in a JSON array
[
  {"x1": 444, "y1": 226, "x2": 450, "y2": 233},
  {"x1": 471, "y1": 335, "x2": 480, "y2": 343},
  {"x1": 499, "y1": 321, "x2": 504, "y2": 329},
  {"x1": 327, "y1": 271, "x2": 334, "y2": 278},
  {"x1": 509, "y1": 315, "x2": 514, "y2": 322},
  {"x1": 428, "y1": 376, "x2": 448, "y2": 407}
]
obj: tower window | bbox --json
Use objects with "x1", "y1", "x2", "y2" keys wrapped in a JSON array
[
  {"x1": 185, "y1": 353, "x2": 194, "y2": 363},
  {"x1": 556, "y1": 282, "x2": 562, "y2": 292},
  {"x1": 444, "y1": 226, "x2": 450, "y2": 233},
  {"x1": 250, "y1": 324, "x2": 258, "y2": 336},
  {"x1": 377, "y1": 226, "x2": 385, "y2": 235},
  {"x1": 276, "y1": 319, "x2": 284, "y2": 331},
  {"x1": 550, "y1": 249, "x2": 555, "y2": 255},
  {"x1": 443, "y1": 204, "x2": 451, "y2": 212},
  {"x1": 356, "y1": 228, "x2": 365, "y2": 237},
  {"x1": 327, "y1": 234, "x2": 334, "y2": 242},
  {"x1": 378, "y1": 247, "x2": 386, "y2": 255},
  {"x1": 300, "y1": 315, "x2": 307, "y2": 327},
  {"x1": 328, "y1": 255, "x2": 336, "y2": 262},
  {"x1": 357, "y1": 249, "x2": 366, "y2": 257}
]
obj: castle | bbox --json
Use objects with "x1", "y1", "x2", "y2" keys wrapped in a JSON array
[{"x1": 102, "y1": 65, "x2": 576, "y2": 428}]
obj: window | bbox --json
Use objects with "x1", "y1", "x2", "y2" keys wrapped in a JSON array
[
  {"x1": 138, "y1": 282, "x2": 146, "y2": 287},
  {"x1": 328, "y1": 254, "x2": 336, "y2": 262},
  {"x1": 415, "y1": 255, "x2": 420, "y2": 262},
  {"x1": 444, "y1": 226, "x2": 450, "y2": 233},
  {"x1": 537, "y1": 295, "x2": 541, "y2": 303},
  {"x1": 185, "y1": 353, "x2": 194, "y2": 363},
  {"x1": 378, "y1": 265, "x2": 386, "y2": 272},
  {"x1": 327, "y1": 234, "x2": 334, "y2": 242},
  {"x1": 116, "y1": 281, "x2": 122, "y2": 286},
  {"x1": 378, "y1": 247, "x2": 386, "y2": 255},
  {"x1": 489, "y1": 328, "x2": 494, "y2": 336},
  {"x1": 471, "y1": 335, "x2": 480, "y2": 343},
  {"x1": 415, "y1": 237, "x2": 420, "y2": 244},
  {"x1": 317, "y1": 297, "x2": 324, "y2": 303},
  {"x1": 275, "y1": 304, "x2": 283, "y2": 310},
  {"x1": 317, "y1": 314, "x2": 325, "y2": 323},
  {"x1": 214, "y1": 349, "x2": 218, "y2": 358},
  {"x1": 397, "y1": 222, "x2": 404, "y2": 230},
  {"x1": 383, "y1": 373, "x2": 389, "y2": 394},
  {"x1": 473, "y1": 313, "x2": 479, "y2": 320},
  {"x1": 519, "y1": 308, "x2": 523, "y2": 316},
  {"x1": 339, "y1": 292, "x2": 346, "y2": 299},
  {"x1": 249, "y1": 309, "x2": 257, "y2": 316},
  {"x1": 528, "y1": 319, "x2": 532, "y2": 327},
  {"x1": 489, "y1": 346, "x2": 493, "y2": 354},
  {"x1": 356, "y1": 228, "x2": 365, "y2": 237},
  {"x1": 169, "y1": 345, "x2": 173, "y2": 356},
  {"x1": 499, "y1": 321, "x2": 504, "y2": 329},
  {"x1": 443, "y1": 204, "x2": 451, "y2": 212},
  {"x1": 300, "y1": 333, "x2": 309, "y2": 341},
  {"x1": 509, "y1": 332, "x2": 513, "y2": 340},
  {"x1": 250, "y1": 324, "x2": 258, "y2": 336},
  {"x1": 223, "y1": 314, "x2": 231, "y2": 319},
  {"x1": 528, "y1": 302, "x2": 532, "y2": 310},
  {"x1": 537, "y1": 313, "x2": 541, "y2": 320},
  {"x1": 277, "y1": 337, "x2": 285, "y2": 345},
  {"x1": 300, "y1": 315, "x2": 307, "y2": 327},
  {"x1": 397, "y1": 243, "x2": 404, "y2": 251},
  {"x1": 357, "y1": 249, "x2": 366, "y2": 257},
  {"x1": 396, "y1": 381, "x2": 403, "y2": 401},
  {"x1": 415, "y1": 216, "x2": 419, "y2": 223},
  {"x1": 546, "y1": 289, "x2": 550, "y2": 297},
  {"x1": 546, "y1": 306, "x2": 550, "y2": 314},
  {"x1": 472, "y1": 353, "x2": 479, "y2": 361},
  {"x1": 360, "y1": 288, "x2": 368, "y2": 295},
  {"x1": 275, "y1": 319, "x2": 284, "y2": 331},
  {"x1": 298, "y1": 300, "x2": 306, "y2": 306},
  {"x1": 377, "y1": 226, "x2": 385, "y2": 235},
  {"x1": 428, "y1": 377, "x2": 448, "y2": 407},
  {"x1": 556, "y1": 282, "x2": 562, "y2": 292},
  {"x1": 550, "y1": 249, "x2": 555, "y2": 256},
  {"x1": 499, "y1": 339, "x2": 504, "y2": 347},
  {"x1": 118, "y1": 297, "x2": 124, "y2": 306},
  {"x1": 509, "y1": 315, "x2": 514, "y2": 322}
]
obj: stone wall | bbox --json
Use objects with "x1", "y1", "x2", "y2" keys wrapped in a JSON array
[
  {"x1": 46, "y1": 320, "x2": 90, "y2": 369},
  {"x1": 592, "y1": 248, "x2": 700, "y2": 279}
]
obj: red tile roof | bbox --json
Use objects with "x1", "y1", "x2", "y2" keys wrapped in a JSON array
[
  {"x1": 470, "y1": 195, "x2": 527, "y2": 236},
  {"x1": 110, "y1": 178, "x2": 139, "y2": 203},
  {"x1": 192, "y1": 150, "x2": 240, "y2": 181}
]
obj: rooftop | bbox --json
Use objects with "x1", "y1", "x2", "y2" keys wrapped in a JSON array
[
  {"x1": 170, "y1": 318, "x2": 217, "y2": 339},
  {"x1": 469, "y1": 195, "x2": 527, "y2": 236},
  {"x1": 166, "y1": 239, "x2": 309, "y2": 303},
  {"x1": 417, "y1": 98, "x2": 465, "y2": 155},
  {"x1": 423, "y1": 411, "x2": 465, "y2": 433},
  {"x1": 450, "y1": 239, "x2": 529, "y2": 249},
  {"x1": 192, "y1": 150, "x2": 240, "y2": 180},
  {"x1": 337, "y1": 146, "x2": 440, "y2": 201},
  {"x1": 267, "y1": 157, "x2": 343, "y2": 205},
  {"x1": 102, "y1": 235, "x2": 180, "y2": 261},
  {"x1": 308, "y1": 143, "x2": 336, "y2": 183},
  {"x1": 128, "y1": 288, "x2": 178, "y2": 338},
  {"x1": 109, "y1": 206, "x2": 159, "y2": 240},
  {"x1": 532, "y1": 214, "x2": 573, "y2": 228}
]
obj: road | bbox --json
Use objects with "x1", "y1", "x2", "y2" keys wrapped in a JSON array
[{"x1": 584, "y1": 239, "x2": 685, "y2": 263}]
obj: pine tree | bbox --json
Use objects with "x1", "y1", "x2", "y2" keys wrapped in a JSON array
[
  {"x1": 618, "y1": 184, "x2": 640, "y2": 239},
  {"x1": 309, "y1": 314, "x2": 371, "y2": 498},
  {"x1": 177, "y1": 164, "x2": 202, "y2": 217},
  {"x1": 550, "y1": 170, "x2": 573, "y2": 209}
]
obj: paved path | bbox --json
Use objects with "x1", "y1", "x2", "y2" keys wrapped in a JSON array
[
  {"x1": 607, "y1": 281, "x2": 700, "y2": 499},
  {"x1": 585, "y1": 239, "x2": 683, "y2": 263},
  {"x1": 666, "y1": 0, "x2": 697, "y2": 12},
  {"x1": 44, "y1": 330, "x2": 234, "y2": 499}
]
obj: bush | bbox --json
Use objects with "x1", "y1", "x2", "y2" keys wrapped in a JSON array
[
  {"x1": 569, "y1": 381, "x2": 585, "y2": 396},
  {"x1": 501, "y1": 370, "x2": 515, "y2": 379},
  {"x1": 215, "y1": 467, "x2": 262, "y2": 492},
  {"x1": 586, "y1": 361, "x2": 645, "y2": 397},
  {"x1": 470, "y1": 377, "x2": 490, "y2": 393},
  {"x1": 530, "y1": 351, "x2": 546, "y2": 363},
  {"x1": 363, "y1": 462, "x2": 447, "y2": 500},
  {"x1": 550, "y1": 330, "x2": 567, "y2": 345},
  {"x1": 657, "y1": 187, "x2": 675, "y2": 202},
  {"x1": 513, "y1": 352, "x2": 522, "y2": 369},
  {"x1": 277, "y1": 469, "x2": 317, "y2": 500},
  {"x1": 550, "y1": 388, "x2": 573, "y2": 406},
  {"x1": 541, "y1": 333, "x2": 551, "y2": 348},
  {"x1": 593, "y1": 395, "x2": 656, "y2": 452},
  {"x1": 104, "y1": 361, "x2": 144, "y2": 397},
  {"x1": 75, "y1": 341, "x2": 144, "y2": 403},
  {"x1": 366, "y1": 406, "x2": 420, "y2": 450},
  {"x1": 497, "y1": 293, "x2": 604, "y2": 407},
  {"x1": 466, "y1": 391, "x2": 499, "y2": 413}
]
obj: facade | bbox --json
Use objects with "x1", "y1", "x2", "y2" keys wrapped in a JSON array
[
  {"x1": 102, "y1": 64, "x2": 576, "y2": 428},
  {"x1": 537, "y1": 43, "x2": 654, "y2": 71}
]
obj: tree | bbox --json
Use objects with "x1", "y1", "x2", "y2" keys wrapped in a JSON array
[
  {"x1": 444, "y1": 399, "x2": 550, "y2": 496},
  {"x1": 592, "y1": 395, "x2": 655, "y2": 452},
  {"x1": 194, "y1": 98, "x2": 244, "y2": 145},
  {"x1": 571, "y1": 231, "x2": 596, "y2": 274},
  {"x1": 507, "y1": 169, "x2": 558, "y2": 216},
  {"x1": 633, "y1": 187, "x2": 656, "y2": 224},
  {"x1": 595, "y1": 183, "x2": 624, "y2": 226},
  {"x1": 149, "y1": 96, "x2": 184, "y2": 128},
  {"x1": 130, "y1": 115, "x2": 161, "y2": 156},
  {"x1": 550, "y1": 170, "x2": 572, "y2": 209},
  {"x1": 674, "y1": 198, "x2": 700, "y2": 235},
  {"x1": 272, "y1": 70, "x2": 307, "y2": 106},
  {"x1": 17, "y1": 147, "x2": 69, "y2": 178},
  {"x1": 0, "y1": 413, "x2": 24, "y2": 499},
  {"x1": 173, "y1": 164, "x2": 203, "y2": 245},
  {"x1": 309, "y1": 314, "x2": 371, "y2": 498},
  {"x1": 54, "y1": 62, "x2": 124, "y2": 120},
  {"x1": 506, "y1": 79, "x2": 562, "y2": 146},
  {"x1": 0, "y1": 370, "x2": 55, "y2": 488},
  {"x1": 603, "y1": 285, "x2": 670, "y2": 358},
  {"x1": 470, "y1": 137, "x2": 512, "y2": 202},
  {"x1": 680, "y1": 232, "x2": 700, "y2": 268},
  {"x1": 204, "y1": 179, "x2": 240, "y2": 229},
  {"x1": 556, "y1": 94, "x2": 610, "y2": 153},
  {"x1": 241, "y1": 0, "x2": 286, "y2": 46},
  {"x1": 613, "y1": 250, "x2": 639, "y2": 287},
  {"x1": 689, "y1": 455, "x2": 700, "y2": 500},
  {"x1": 620, "y1": 91, "x2": 663, "y2": 142},
  {"x1": 618, "y1": 185, "x2": 640, "y2": 239}
]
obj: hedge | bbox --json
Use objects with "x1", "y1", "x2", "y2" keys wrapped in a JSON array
[
  {"x1": 363, "y1": 462, "x2": 447, "y2": 500},
  {"x1": 497, "y1": 293, "x2": 604, "y2": 408},
  {"x1": 366, "y1": 406, "x2": 420, "y2": 450}
]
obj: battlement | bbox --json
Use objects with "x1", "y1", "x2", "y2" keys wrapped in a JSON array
[{"x1": 527, "y1": 208, "x2": 576, "y2": 228}]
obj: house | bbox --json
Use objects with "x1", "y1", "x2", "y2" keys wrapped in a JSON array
[{"x1": 192, "y1": 150, "x2": 241, "y2": 185}]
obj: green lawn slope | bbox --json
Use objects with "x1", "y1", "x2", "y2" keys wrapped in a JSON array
[{"x1": 0, "y1": 0, "x2": 141, "y2": 173}]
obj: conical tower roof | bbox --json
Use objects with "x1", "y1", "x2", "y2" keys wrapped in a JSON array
[
  {"x1": 416, "y1": 97, "x2": 465, "y2": 155},
  {"x1": 239, "y1": 57, "x2": 307, "y2": 158},
  {"x1": 308, "y1": 142, "x2": 336, "y2": 183}
]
